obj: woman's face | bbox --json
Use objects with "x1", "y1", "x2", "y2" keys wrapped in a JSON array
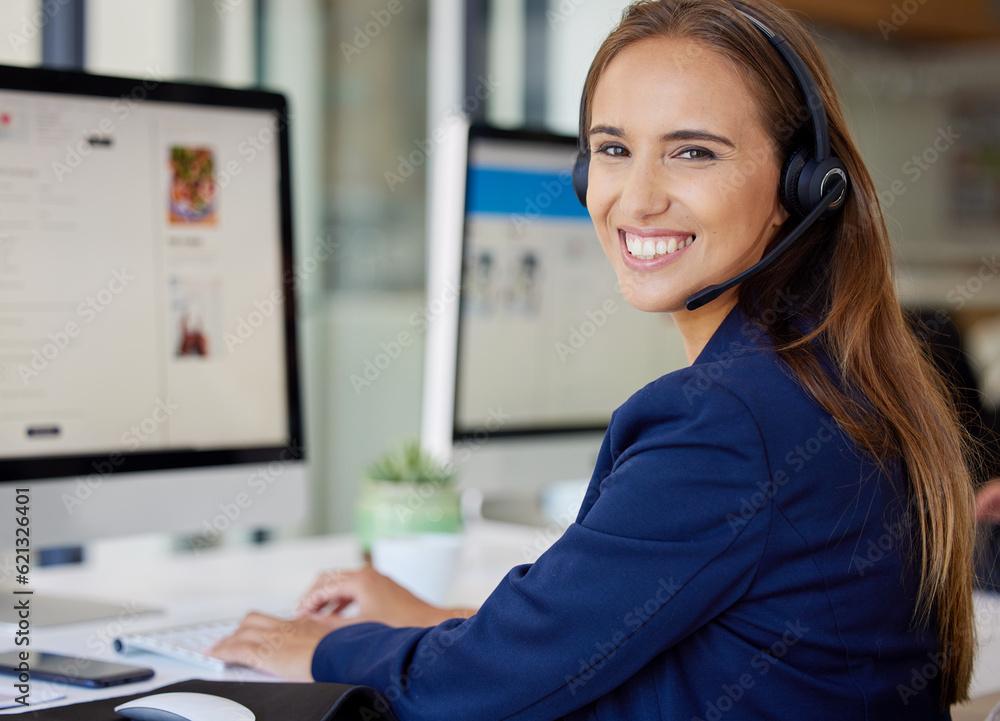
[{"x1": 587, "y1": 36, "x2": 789, "y2": 314}]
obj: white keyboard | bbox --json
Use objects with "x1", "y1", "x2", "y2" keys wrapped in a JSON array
[{"x1": 113, "y1": 619, "x2": 239, "y2": 671}]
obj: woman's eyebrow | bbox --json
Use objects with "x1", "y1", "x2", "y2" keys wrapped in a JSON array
[
  {"x1": 588, "y1": 124, "x2": 735, "y2": 149},
  {"x1": 588, "y1": 124, "x2": 625, "y2": 138},
  {"x1": 662, "y1": 129, "x2": 735, "y2": 148}
]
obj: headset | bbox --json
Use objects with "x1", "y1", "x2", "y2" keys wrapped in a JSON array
[{"x1": 571, "y1": 5, "x2": 849, "y2": 311}]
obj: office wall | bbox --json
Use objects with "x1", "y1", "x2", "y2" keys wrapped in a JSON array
[
  {"x1": 828, "y1": 40, "x2": 1000, "y2": 302},
  {"x1": 0, "y1": 0, "x2": 41, "y2": 66},
  {"x1": 316, "y1": 0, "x2": 430, "y2": 533},
  {"x1": 545, "y1": 0, "x2": 630, "y2": 135},
  {"x1": 87, "y1": 0, "x2": 189, "y2": 78}
]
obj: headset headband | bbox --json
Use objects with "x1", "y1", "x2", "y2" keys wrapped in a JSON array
[{"x1": 737, "y1": 11, "x2": 830, "y2": 163}]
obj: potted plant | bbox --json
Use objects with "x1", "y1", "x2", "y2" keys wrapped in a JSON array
[{"x1": 354, "y1": 438, "x2": 462, "y2": 557}]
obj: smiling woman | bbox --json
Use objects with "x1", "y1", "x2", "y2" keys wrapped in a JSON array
[
  {"x1": 211, "y1": 2, "x2": 976, "y2": 719},
  {"x1": 586, "y1": 33, "x2": 789, "y2": 338}
]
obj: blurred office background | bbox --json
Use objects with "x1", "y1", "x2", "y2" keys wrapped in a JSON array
[{"x1": 3, "y1": 0, "x2": 1000, "y2": 542}]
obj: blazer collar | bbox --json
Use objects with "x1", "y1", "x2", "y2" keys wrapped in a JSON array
[{"x1": 691, "y1": 304, "x2": 768, "y2": 366}]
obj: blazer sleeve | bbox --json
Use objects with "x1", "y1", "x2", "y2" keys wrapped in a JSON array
[{"x1": 312, "y1": 380, "x2": 774, "y2": 721}]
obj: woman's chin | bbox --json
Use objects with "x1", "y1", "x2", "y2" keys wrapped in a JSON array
[{"x1": 619, "y1": 288, "x2": 687, "y2": 314}]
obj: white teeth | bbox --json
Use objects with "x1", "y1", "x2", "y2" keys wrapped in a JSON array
[{"x1": 623, "y1": 232, "x2": 695, "y2": 260}]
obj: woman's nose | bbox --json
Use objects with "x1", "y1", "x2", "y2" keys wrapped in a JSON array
[{"x1": 618, "y1": 158, "x2": 671, "y2": 220}]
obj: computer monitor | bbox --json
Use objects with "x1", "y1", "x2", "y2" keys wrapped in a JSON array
[
  {"x1": 422, "y1": 123, "x2": 687, "y2": 520},
  {"x1": 0, "y1": 66, "x2": 307, "y2": 584}
]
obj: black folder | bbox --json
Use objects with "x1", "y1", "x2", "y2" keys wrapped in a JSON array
[{"x1": 15, "y1": 679, "x2": 399, "y2": 720}]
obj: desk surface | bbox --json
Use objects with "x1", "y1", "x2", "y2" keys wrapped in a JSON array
[
  {"x1": 3, "y1": 520, "x2": 1000, "y2": 715},
  {"x1": 0, "y1": 521, "x2": 543, "y2": 714}
]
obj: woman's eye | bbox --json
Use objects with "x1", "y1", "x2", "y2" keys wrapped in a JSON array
[
  {"x1": 595, "y1": 143, "x2": 628, "y2": 158},
  {"x1": 677, "y1": 147, "x2": 715, "y2": 161}
]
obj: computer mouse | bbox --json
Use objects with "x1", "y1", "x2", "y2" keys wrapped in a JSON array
[{"x1": 113, "y1": 691, "x2": 255, "y2": 721}]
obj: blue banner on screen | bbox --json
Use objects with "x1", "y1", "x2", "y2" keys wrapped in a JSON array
[{"x1": 466, "y1": 167, "x2": 590, "y2": 219}]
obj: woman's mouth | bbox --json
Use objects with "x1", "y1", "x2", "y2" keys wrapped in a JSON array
[{"x1": 620, "y1": 229, "x2": 696, "y2": 260}]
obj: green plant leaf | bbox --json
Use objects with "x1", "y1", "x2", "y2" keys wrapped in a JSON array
[{"x1": 366, "y1": 438, "x2": 456, "y2": 485}]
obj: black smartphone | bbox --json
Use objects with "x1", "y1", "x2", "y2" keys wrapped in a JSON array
[{"x1": 0, "y1": 650, "x2": 154, "y2": 688}]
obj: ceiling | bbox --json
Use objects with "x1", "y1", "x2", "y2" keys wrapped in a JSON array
[{"x1": 780, "y1": 0, "x2": 1000, "y2": 42}]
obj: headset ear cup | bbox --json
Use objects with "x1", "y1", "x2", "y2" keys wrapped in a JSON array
[
  {"x1": 808, "y1": 157, "x2": 850, "y2": 216},
  {"x1": 573, "y1": 151, "x2": 589, "y2": 207},
  {"x1": 779, "y1": 146, "x2": 811, "y2": 220}
]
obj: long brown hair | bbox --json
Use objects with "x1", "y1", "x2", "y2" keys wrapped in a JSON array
[{"x1": 583, "y1": 0, "x2": 975, "y2": 705}]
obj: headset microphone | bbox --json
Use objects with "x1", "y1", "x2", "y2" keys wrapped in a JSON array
[
  {"x1": 572, "y1": 6, "x2": 849, "y2": 311},
  {"x1": 683, "y1": 174, "x2": 845, "y2": 310}
]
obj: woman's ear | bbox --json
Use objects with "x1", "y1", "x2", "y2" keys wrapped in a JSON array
[{"x1": 771, "y1": 194, "x2": 791, "y2": 228}]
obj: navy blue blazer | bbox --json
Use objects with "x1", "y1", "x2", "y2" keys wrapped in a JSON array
[{"x1": 312, "y1": 306, "x2": 945, "y2": 720}]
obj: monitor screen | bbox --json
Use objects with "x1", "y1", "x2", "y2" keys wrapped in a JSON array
[
  {"x1": 0, "y1": 66, "x2": 305, "y2": 546},
  {"x1": 454, "y1": 126, "x2": 685, "y2": 439}
]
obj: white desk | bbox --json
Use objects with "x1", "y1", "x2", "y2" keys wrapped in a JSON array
[
  {"x1": 3, "y1": 520, "x2": 1000, "y2": 715},
  {"x1": 0, "y1": 520, "x2": 546, "y2": 714}
]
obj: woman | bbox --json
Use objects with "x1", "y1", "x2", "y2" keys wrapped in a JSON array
[{"x1": 213, "y1": 1, "x2": 976, "y2": 718}]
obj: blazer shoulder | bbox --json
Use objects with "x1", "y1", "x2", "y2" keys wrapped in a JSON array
[{"x1": 619, "y1": 342, "x2": 791, "y2": 421}]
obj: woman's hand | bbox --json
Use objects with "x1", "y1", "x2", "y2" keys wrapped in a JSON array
[
  {"x1": 209, "y1": 567, "x2": 477, "y2": 681},
  {"x1": 295, "y1": 566, "x2": 476, "y2": 630},
  {"x1": 209, "y1": 612, "x2": 331, "y2": 681}
]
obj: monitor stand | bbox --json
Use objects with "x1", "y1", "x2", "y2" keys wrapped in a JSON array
[{"x1": 0, "y1": 586, "x2": 160, "y2": 627}]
